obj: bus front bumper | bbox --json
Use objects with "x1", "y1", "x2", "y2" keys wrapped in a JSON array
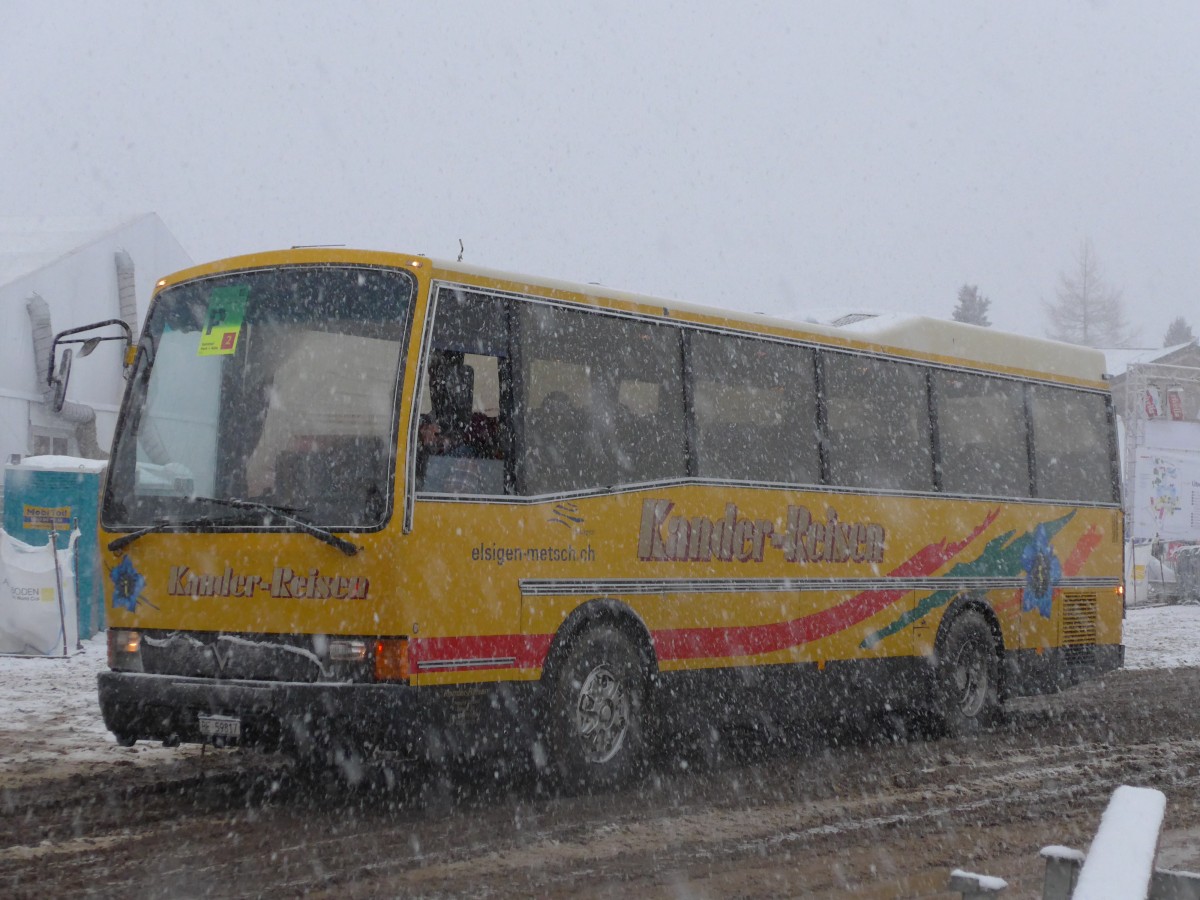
[{"x1": 97, "y1": 670, "x2": 515, "y2": 752}]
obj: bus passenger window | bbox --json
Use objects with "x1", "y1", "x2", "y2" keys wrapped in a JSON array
[
  {"x1": 415, "y1": 289, "x2": 510, "y2": 495},
  {"x1": 934, "y1": 371, "x2": 1030, "y2": 497},
  {"x1": 417, "y1": 351, "x2": 506, "y2": 494},
  {"x1": 518, "y1": 303, "x2": 685, "y2": 495},
  {"x1": 1030, "y1": 386, "x2": 1115, "y2": 502},
  {"x1": 525, "y1": 383, "x2": 595, "y2": 493},
  {"x1": 823, "y1": 353, "x2": 934, "y2": 492},
  {"x1": 691, "y1": 332, "x2": 818, "y2": 485}
]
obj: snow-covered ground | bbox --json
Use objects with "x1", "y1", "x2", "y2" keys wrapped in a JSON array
[
  {"x1": 0, "y1": 633, "x2": 182, "y2": 784},
  {"x1": 1120, "y1": 604, "x2": 1200, "y2": 670},
  {"x1": 0, "y1": 606, "x2": 1196, "y2": 780}
]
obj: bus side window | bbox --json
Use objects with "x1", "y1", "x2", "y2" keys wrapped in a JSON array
[
  {"x1": 612, "y1": 325, "x2": 685, "y2": 485},
  {"x1": 518, "y1": 304, "x2": 685, "y2": 495},
  {"x1": 933, "y1": 371, "x2": 1030, "y2": 497},
  {"x1": 416, "y1": 289, "x2": 510, "y2": 496},
  {"x1": 1029, "y1": 385, "x2": 1113, "y2": 502},
  {"x1": 822, "y1": 352, "x2": 934, "y2": 492},
  {"x1": 691, "y1": 332, "x2": 818, "y2": 485}
]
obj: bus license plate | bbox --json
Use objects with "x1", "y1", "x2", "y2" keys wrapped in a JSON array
[{"x1": 198, "y1": 714, "x2": 241, "y2": 740}]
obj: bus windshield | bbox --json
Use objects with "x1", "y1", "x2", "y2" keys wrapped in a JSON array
[{"x1": 103, "y1": 265, "x2": 414, "y2": 531}]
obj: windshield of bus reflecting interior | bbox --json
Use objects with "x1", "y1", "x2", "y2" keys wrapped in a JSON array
[{"x1": 103, "y1": 265, "x2": 413, "y2": 531}]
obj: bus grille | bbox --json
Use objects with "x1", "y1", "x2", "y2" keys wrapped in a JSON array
[
  {"x1": 1061, "y1": 591, "x2": 1098, "y2": 664},
  {"x1": 139, "y1": 631, "x2": 324, "y2": 682}
]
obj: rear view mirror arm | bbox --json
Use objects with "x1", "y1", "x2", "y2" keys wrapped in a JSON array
[{"x1": 48, "y1": 319, "x2": 134, "y2": 411}]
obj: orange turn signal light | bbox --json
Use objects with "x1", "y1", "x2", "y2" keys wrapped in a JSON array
[{"x1": 374, "y1": 638, "x2": 410, "y2": 682}]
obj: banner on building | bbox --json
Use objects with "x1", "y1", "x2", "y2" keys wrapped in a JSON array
[
  {"x1": 1145, "y1": 386, "x2": 1163, "y2": 418},
  {"x1": 1131, "y1": 449, "x2": 1200, "y2": 541},
  {"x1": 1168, "y1": 385, "x2": 1185, "y2": 421}
]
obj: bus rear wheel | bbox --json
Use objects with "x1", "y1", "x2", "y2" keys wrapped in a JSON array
[
  {"x1": 933, "y1": 610, "x2": 1000, "y2": 736},
  {"x1": 548, "y1": 624, "x2": 647, "y2": 791}
]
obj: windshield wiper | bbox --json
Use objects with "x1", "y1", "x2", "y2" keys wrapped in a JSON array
[
  {"x1": 190, "y1": 496, "x2": 360, "y2": 557},
  {"x1": 108, "y1": 515, "x2": 230, "y2": 553}
]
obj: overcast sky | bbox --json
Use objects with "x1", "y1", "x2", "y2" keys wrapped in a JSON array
[{"x1": 4, "y1": 1, "x2": 1198, "y2": 345}]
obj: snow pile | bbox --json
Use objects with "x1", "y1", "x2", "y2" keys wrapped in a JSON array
[
  {"x1": 0, "y1": 634, "x2": 178, "y2": 784},
  {"x1": 1072, "y1": 785, "x2": 1167, "y2": 900},
  {"x1": 1120, "y1": 605, "x2": 1200, "y2": 670},
  {"x1": 1040, "y1": 845, "x2": 1086, "y2": 863},
  {"x1": 948, "y1": 869, "x2": 1008, "y2": 892},
  {"x1": 15, "y1": 455, "x2": 107, "y2": 473},
  {"x1": 0, "y1": 634, "x2": 110, "y2": 747}
]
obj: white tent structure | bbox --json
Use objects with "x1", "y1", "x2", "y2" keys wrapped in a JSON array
[{"x1": 0, "y1": 215, "x2": 191, "y2": 469}]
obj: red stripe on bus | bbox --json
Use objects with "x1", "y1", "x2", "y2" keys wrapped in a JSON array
[
  {"x1": 1063, "y1": 525, "x2": 1102, "y2": 576},
  {"x1": 410, "y1": 633, "x2": 554, "y2": 671}
]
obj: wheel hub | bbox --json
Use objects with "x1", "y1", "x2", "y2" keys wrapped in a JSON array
[
  {"x1": 953, "y1": 638, "x2": 989, "y2": 717},
  {"x1": 574, "y1": 664, "x2": 629, "y2": 763}
]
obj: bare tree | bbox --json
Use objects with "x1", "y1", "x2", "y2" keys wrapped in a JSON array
[
  {"x1": 1044, "y1": 238, "x2": 1138, "y2": 347},
  {"x1": 951, "y1": 284, "x2": 991, "y2": 327},
  {"x1": 1164, "y1": 316, "x2": 1195, "y2": 346}
]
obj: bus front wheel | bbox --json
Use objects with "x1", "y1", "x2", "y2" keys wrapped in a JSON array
[
  {"x1": 548, "y1": 624, "x2": 647, "y2": 791},
  {"x1": 933, "y1": 610, "x2": 1000, "y2": 736}
]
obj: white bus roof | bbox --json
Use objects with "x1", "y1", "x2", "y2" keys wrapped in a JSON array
[{"x1": 831, "y1": 312, "x2": 1109, "y2": 384}]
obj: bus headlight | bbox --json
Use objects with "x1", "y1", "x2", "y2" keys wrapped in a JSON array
[
  {"x1": 328, "y1": 639, "x2": 368, "y2": 662},
  {"x1": 108, "y1": 629, "x2": 143, "y2": 671}
]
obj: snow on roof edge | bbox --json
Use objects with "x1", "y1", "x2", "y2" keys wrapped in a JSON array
[
  {"x1": 0, "y1": 213, "x2": 160, "y2": 289},
  {"x1": 10, "y1": 455, "x2": 107, "y2": 473}
]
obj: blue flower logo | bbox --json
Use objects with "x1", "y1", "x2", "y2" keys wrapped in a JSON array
[
  {"x1": 1020, "y1": 524, "x2": 1061, "y2": 619},
  {"x1": 111, "y1": 555, "x2": 145, "y2": 612}
]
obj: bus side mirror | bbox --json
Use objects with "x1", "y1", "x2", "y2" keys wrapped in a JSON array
[
  {"x1": 48, "y1": 319, "x2": 134, "y2": 410},
  {"x1": 50, "y1": 348, "x2": 73, "y2": 413}
]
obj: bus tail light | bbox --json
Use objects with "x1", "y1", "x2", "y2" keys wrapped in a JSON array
[{"x1": 374, "y1": 638, "x2": 410, "y2": 682}]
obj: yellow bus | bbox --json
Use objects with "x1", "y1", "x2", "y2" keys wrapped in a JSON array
[{"x1": 90, "y1": 249, "x2": 1123, "y2": 787}]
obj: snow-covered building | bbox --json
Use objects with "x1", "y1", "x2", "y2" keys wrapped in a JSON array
[
  {"x1": 1105, "y1": 341, "x2": 1200, "y2": 602},
  {"x1": 0, "y1": 215, "x2": 191, "y2": 465}
]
